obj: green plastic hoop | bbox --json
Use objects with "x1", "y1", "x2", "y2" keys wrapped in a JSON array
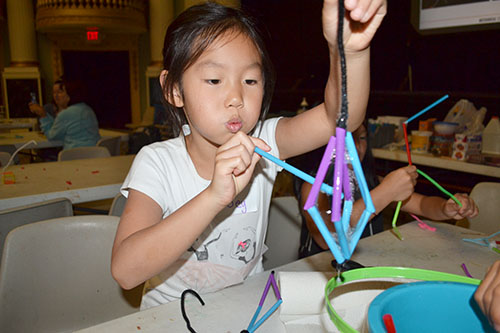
[{"x1": 325, "y1": 266, "x2": 481, "y2": 333}]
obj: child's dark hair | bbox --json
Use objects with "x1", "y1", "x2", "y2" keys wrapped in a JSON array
[{"x1": 161, "y1": 2, "x2": 275, "y2": 136}]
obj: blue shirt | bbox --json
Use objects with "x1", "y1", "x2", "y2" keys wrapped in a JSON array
[{"x1": 39, "y1": 102, "x2": 101, "y2": 150}]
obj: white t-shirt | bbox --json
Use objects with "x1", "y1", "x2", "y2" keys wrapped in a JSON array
[{"x1": 121, "y1": 117, "x2": 282, "y2": 309}]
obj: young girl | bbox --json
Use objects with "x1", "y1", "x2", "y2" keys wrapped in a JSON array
[
  {"x1": 111, "y1": 0, "x2": 387, "y2": 309},
  {"x1": 296, "y1": 123, "x2": 479, "y2": 256}
]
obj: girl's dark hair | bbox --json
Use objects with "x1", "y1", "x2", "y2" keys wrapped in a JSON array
[{"x1": 161, "y1": 2, "x2": 275, "y2": 136}]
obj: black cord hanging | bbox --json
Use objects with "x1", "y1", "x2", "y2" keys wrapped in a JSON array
[
  {"x1": 180, "y1": 289, "x2": 205, "y2": 333},
  {"x1": 336, "y1": 0, "x2": 349, "y2": 130}
]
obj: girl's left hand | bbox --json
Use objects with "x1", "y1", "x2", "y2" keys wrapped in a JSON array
[
  {"x1": 442, "y1": 193, "x2": 479, "y2": 219},
  {"x1": 323, "y1": 0, "x2": 387, "y2": 52}
]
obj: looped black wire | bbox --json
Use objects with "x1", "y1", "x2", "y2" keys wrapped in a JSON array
[
  {"x1": 336, "y1": 0, "x2": 349, "y2": 130},
  {"x1": 181, "y1": 289, "x2": 205, "y2": 333}
]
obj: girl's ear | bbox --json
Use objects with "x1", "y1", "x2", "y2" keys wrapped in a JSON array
[{"x1": 159, "y1": 70, "x2": 184, "y2": 107}]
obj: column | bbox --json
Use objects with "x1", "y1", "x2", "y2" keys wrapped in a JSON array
[
  {"x1": 3, "y1": 0, "x2": 41, "y2": 118},
  {"x1": 6, "y1": 0, "x2": 38, "y2": 67},
  {"x1": 143, "y1": 0, "x2": 175, "y2": 125},
  {"x1": 149, "y1": 0, "x2": 174, "y2": 67}
]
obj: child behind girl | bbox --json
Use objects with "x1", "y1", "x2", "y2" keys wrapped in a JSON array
[
  {"x1": 296, "y1": 123, "x2": 478, "y2": 257},
  {"x1": 111, "y1": 0, "x2": 387, "y2": 309}
]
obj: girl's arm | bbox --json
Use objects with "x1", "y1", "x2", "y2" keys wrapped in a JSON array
[
  {"x1": 276, "y1": 0, "x2": 387, "y2": 160},
  {"x1": 111, "y1": 133, "x2": 270, "y2": 289},
  {"x1": 111, "y1": 188, "x2": 223, "y2": 290}
]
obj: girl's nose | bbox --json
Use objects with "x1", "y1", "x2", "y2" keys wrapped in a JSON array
[{"x1": 225, "y1": 85, "x2": 244, "y2": 109}]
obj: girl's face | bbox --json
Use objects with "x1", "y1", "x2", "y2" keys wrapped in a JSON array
[
  {"x1": 177, "y1": 31, "x2": 264, "y2": 147},
  {"x1": 53, "y1": 83, "x2": 70, "y2": 110},
  {"x1": 353, "y1": 124, "x2": 368, "y2": 162}
]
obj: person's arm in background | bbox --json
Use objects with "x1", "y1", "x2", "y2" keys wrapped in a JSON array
[
  {"x1": 475, "y1": 260, "x2": 500, "y2": 332},
  {"x1": 350, "y1": 166, "x2": 478, "y2": 225},
  {"x1": 39, "y1": 109, "x2": 67, "y2": 141},
  {"x1": 300, "y1": 165, "x2": 478, "y2": 250},
  {"x1": 29, "y1": 101, "x2": 62, "y2": 139},
  {"x1": 28, "y1": 102, "x2": 46, "y2": 117},
  {"x1": 299, "y1": 165, "x2": 418, "y2": 249}
]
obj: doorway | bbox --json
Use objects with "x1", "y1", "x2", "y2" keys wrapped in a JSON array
[{"x1": 61, "y1": 50, "x2": 131, "y2": 129}]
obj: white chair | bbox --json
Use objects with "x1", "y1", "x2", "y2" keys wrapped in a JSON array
[
  {"x1": 109, "y1": 193, "x2": 127, "y2": 217},
  {"x1": 263, "y1": 196, "x2": 302, "y2": 270},
  {"x1": 97, "y1": 136, "x2": 122, "y2": 156},
  {"x1": 0, "y1": 151, "x2": 10, "y2": 167},
  {"x1": 0, "y1": 215, "x2": 141, "y2": 332},
  {"x1": 0, "y1": 198, "x2": 74, "y2": 261},
  {"x1": 0, "y1": 145, "x2": 18, "y2": 165},
  {"x1": 467, "y1": 182, "x2": 500, "y2": 234},
  {"x1": 58, "y1": 146, "x2": 111, "y2": 161}
]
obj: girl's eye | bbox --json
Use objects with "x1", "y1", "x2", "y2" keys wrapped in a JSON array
[
  {"x1": 206, "y1": 79, "x2": 220, "y2": 85},
  {"x1": 245, "y1": 79, "x2": 258, "y2": 85}
]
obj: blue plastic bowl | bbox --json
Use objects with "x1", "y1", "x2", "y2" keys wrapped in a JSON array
[{"x1": 368, "y1": 281, "x2": 495, "y2": 333}]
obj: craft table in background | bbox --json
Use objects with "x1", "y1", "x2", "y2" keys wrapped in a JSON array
[
  {"x1": 372, "y1": 147, "x2": 500, "y2": 179},
  {"x1": 0, "y1": 154, "x2": 135, "y2": 210},
  {"x1": 75, "y1": 221, "x2": 498, "y2": 333},
  {"x1": 0, "y1": 118, "x2": 38, "y2": 132},
  {"x1": 0, "y1": 129, "x2": 129, "y2": 149}
]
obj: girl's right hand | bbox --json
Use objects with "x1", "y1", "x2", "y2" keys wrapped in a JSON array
[
  {"x1": 208, "y1": 131, "x2": 271, "y2": 208},
  {"x1": 380, "y1": 165, "x2": 418, "y2": 202}
]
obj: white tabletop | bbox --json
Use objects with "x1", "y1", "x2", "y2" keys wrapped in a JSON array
[
  {"x1": 0, "y1": 129, "x2": 129, "y2": 149},
  {"x1": 0, "y1": 118, "x2": 37, "y2": 131},
  {"x1": 372, "y1": 148, "x2": 500, "y2": 178},
  {"x1": 0, "y1": 154, "x2": 135, "y2": 210},
  {"x1": 75, "y1": 221, "x2": 498, "y2": 333}
]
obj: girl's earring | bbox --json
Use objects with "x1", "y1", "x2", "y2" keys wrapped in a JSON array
[{"x1": 182, "y1": 124, "x2": 191, "y2": 136}]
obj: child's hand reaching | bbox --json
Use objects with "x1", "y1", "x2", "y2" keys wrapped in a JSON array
[
  {"x1": 209, "y1": 132, "x2": 270, "y2": 208},
  {"x1": 322, "y1": 0, "x2": 387, "y2": 52},
  {"x1": 442, "y1": 193, "x2": 479, "y2": 220},
  {"x1": 475, "y1": 260, "x2": 500, "y2": 332},
  {"x1": 378, "y1": 165, "x2": 418, "y2": 202}
]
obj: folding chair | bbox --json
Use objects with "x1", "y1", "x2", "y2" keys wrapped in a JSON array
[{"x1": 0, "y1": 215, "x2": 141, "y2": 332}]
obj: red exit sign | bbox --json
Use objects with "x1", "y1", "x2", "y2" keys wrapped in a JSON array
[{"x1": 86, "y1": 28, "x2": 99, "y2": 41}]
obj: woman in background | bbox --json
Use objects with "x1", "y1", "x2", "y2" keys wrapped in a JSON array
[{"x1": 29, "y1": 78, "x2": 100, "y2": 152}]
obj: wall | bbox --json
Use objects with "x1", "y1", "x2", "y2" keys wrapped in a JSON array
[{"x1": 241, "y1": 0, "x2": 499, "y2": 122}]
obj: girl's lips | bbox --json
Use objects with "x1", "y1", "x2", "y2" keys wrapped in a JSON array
[{"x1": 226, "y1": 120, "x2": 242, "y2": 133}]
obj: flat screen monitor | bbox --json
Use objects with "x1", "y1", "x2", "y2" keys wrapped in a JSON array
[{"x1": 411, "y1": 0, "x2": 500, "y2": 34}]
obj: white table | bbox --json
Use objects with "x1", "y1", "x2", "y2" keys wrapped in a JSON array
[
  {"x1": 372, "y1": 148, "x2": 500, "y2": 179},
  {"x1": 0, "y1": 129, "x2": 129, "y2": 149},
  {"x1": 0, "y1": 118, "x2": 38, "y2": 132},
  {"x1": 75, "y1": 222, "x2": 498, "y2": 332},
  {"x1": 0, "y1": 154, "x2": 135, "y2": 210}
]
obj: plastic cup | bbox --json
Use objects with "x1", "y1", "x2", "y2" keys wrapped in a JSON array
[{"x1": 411, "y1": 130, "x2": 432, "y2": 152}]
